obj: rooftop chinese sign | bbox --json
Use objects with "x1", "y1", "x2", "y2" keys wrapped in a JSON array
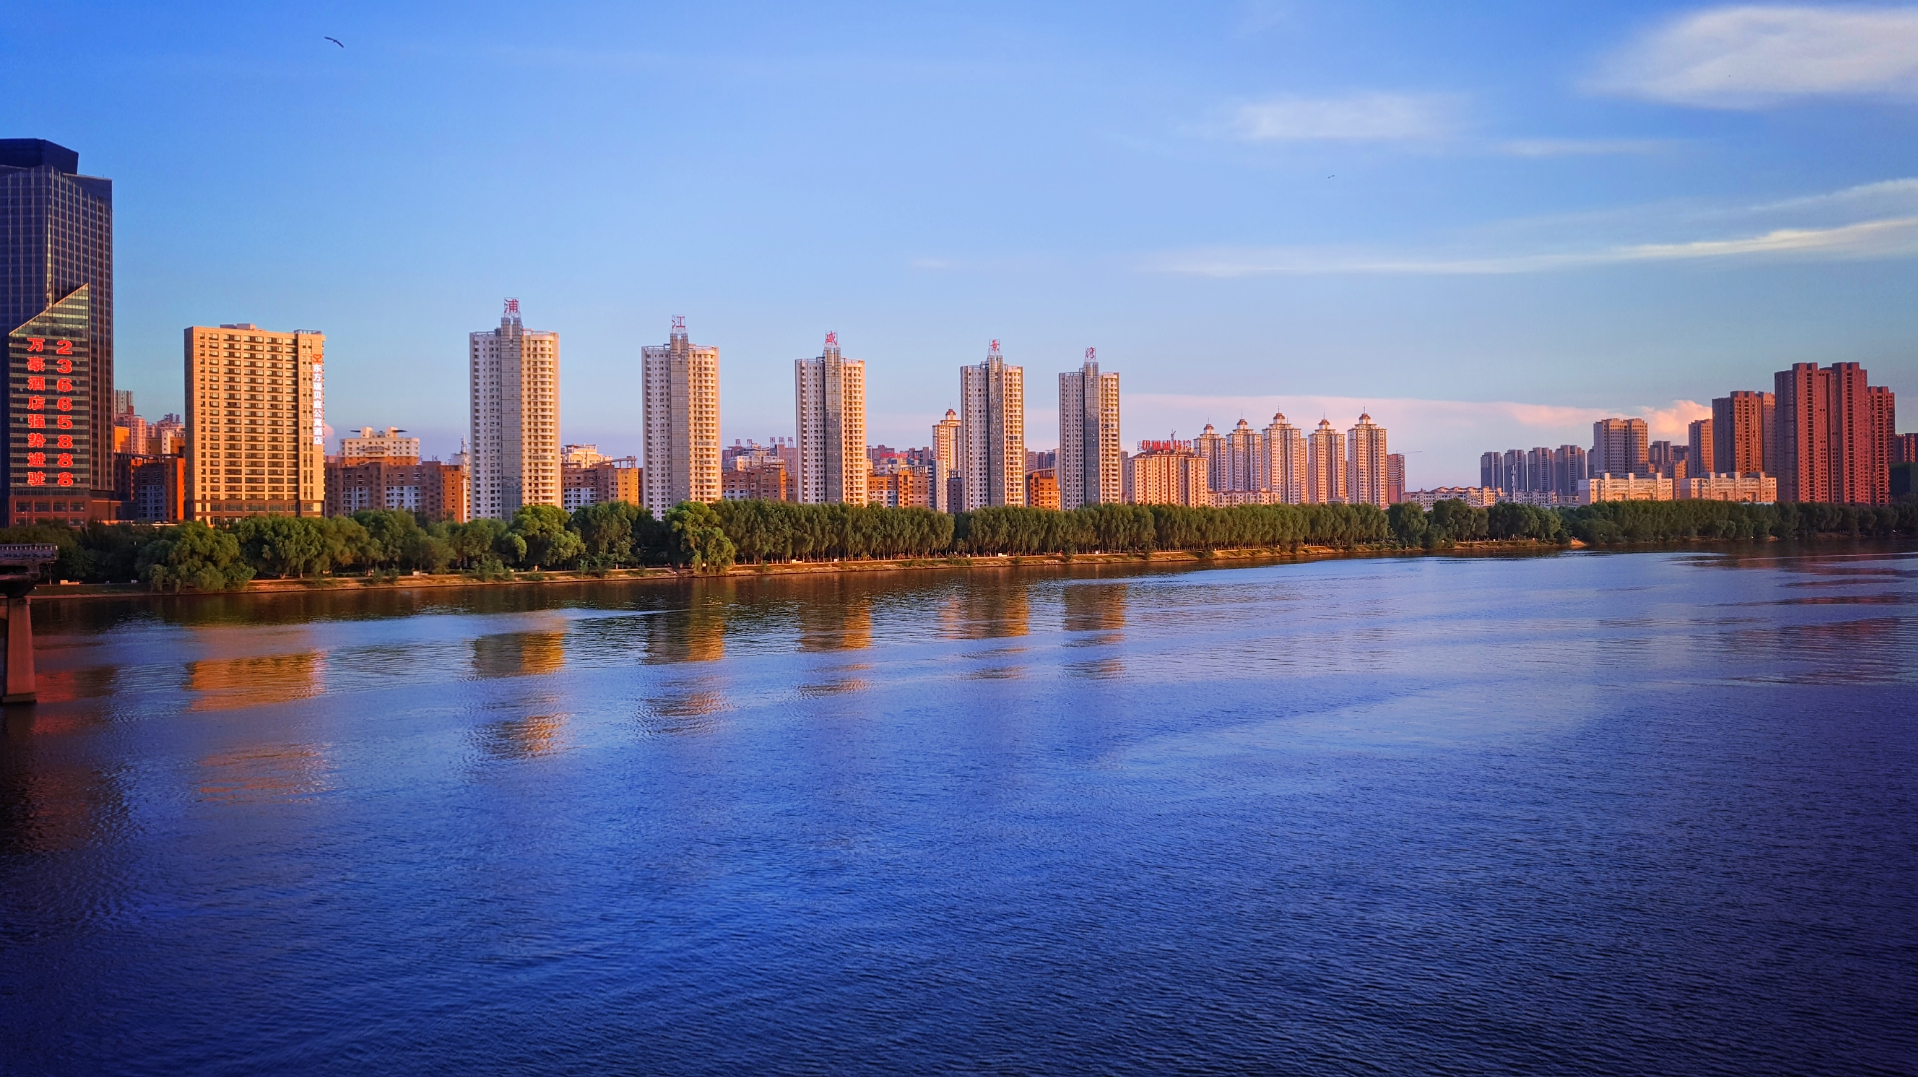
[{"x1": 8, "y1": 286, "x2": 90, "y2": 498}]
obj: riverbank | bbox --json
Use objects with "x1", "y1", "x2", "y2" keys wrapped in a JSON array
[{"x1": 32, "y1": 538, "x2": 1582, "y2": 601}]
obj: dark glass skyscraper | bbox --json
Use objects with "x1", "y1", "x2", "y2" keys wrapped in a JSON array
[{"x1": 1, "y1": 139, "x2": 113, "y2": 518}]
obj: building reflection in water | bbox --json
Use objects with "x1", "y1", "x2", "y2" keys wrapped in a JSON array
[
  {"x1": 470, "y1": 621, "x2": 568, "y2": 680},
  {"x1": 473, "y1": 709, "x2": 570, "y2": 760},
  {"x1": 1063, "y1": 582, "x2": 1128, "y2": 635},
  {"x1": 186, "y1": 650, "x2": 324, "y2": 712},
  {"x1": 645, "y1": 585, "x2": 728, "y2": 664},
  {"x1": 796, "y1": 576, "x2": 874, "y2": 652},
  {"x1": 636, "y1": 675, "x2": 730, "y2": 736},
  {"x1": 197, "y1": 744, "x2": 332, "y2": 804},
  {"x1": 0, "y1": 717, "x2": 125, "y2": 854},
  {"x1": 939, "y1": 581, "x2": 1032, "y2": 640}
]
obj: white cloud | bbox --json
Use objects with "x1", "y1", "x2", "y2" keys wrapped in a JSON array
[
  {"x1": 1499, "y1": 137, "x2": 1674, "y2": 157},
  {"x1": 1593, "y1": 5, "x2": 1918, "y2": 108},
  {"x1": 1149, "y1": 215, "x2": 1918, "y2": 277},
  {"x1": 1229, "y1": 93, "x2": 1459, "y2": 141}
]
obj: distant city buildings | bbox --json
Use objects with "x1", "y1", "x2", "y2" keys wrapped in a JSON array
[
  {"x1": 1025, "y1": 467, "x2": 1060, "y2": 510},
  {"x1": 1681, "y1": 473, "x2": 1778, "y2": 503},
  {"x1": 795, "y1": 333, "x2": 868, "y2": 506},
  {"x1": 960, "y1": 344, "x2": 1025, "y2": 509},
  {"x1": 1126, "y1": 439, "x2": 1208, "y2": 507},
  {"x1": 1057, "y1": 353, "x2": 1121, "y2": 510},
  {"x1": 1712, "y1": 390, "x2": 1773, "y2": 476},
  {"x1": 1385, "y1": 453, "x2": 1405, "y2": 505},
  {"x1": 641, "y1": 317, "x2": 720, "y2": 517},
  {"x1": 1581, "y1": 473, "x2": 1672, "y2": 503},
  {"x1": 560, "y1": 446, "x2": 639, "y2": 512},
  {"x1": 1590, "y1": 418, "x2": 1650, "y2": 478},
  {"x1": 1263, "y1": 414, "x2": 1305, "y2": 505},
  {"x1": 469, "y1": 300, "x2": 559, "y2": 520},
  {"x1": 1775, "y1": 362, "x2": 1895, "y2": 504},
  {"x1": 1403, "y1": 486, "x2": 1498, "y2": 510},
  {"x1": 185, "y1": 323, "x2": 325, "y2": 522},
  {"x1": 341, "y1": 426, "x2": 419, "y2": 462}
]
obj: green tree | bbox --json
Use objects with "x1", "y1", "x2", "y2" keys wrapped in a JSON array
[
  {"x1": 504, "y1": 504, "x2": 583, "y2": 569},
  {"x1": 571, "y1": 500, "x2": 645, "y2": 567},
  {"x1": 666, "y1": 501, "x2": 735, "y2": 574},
  {"x1": 138, "y1": 521, "x2": 255, "y2": 592}
]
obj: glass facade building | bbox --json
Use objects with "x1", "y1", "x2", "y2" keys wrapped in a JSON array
[{"x1": 1, "y1": 139, "x2": 113, "y2": 516}]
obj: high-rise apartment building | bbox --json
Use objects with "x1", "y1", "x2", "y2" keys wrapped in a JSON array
[
  {"x1": 1385, "y1": 453, "x2": 1405, "y2": 505},
  {"x1": 794, "y1": 333, "x2": 868, "y2": 505},
  {"x1": 1869, "y1": 386, "x2": 1896, "y2": 505},
  {"x1": 1305, "y1": 419, "x2": 1345, "y2": 504},
  {"x1": 1057, "y1": 353, "x2": 1121, "y2": 510},
  {"x1": 959, "y1": 344, "x2": 1024, "y2": 509},
  {"x1": 1194, "y1": 424, "x2": 1225, "y2": 497},
  {"x1": 1223, "y1": 419, "x2": 1261, "y2": 497},
  {"x1": 1552, "y1": 445, "x2": 1588, "y2": 499},
  {"x1": 642, "y1": 317, "x2": 721, "y2": 517},
  {"x1": 931, "y1": 408, "x2": 961, "y2": 512},
  {"x1": 1688, "y1": 418, "x2": 1713, "y2": 480},
  {"x1": 1711, "y1": 391, "x2": 1773, "y2": 476},
  {"x1": 1774, "y1": 362, "x2": 1893, "y2": 505},
  {"x1": 184, "y1": 323, "x2": 326, "y2": 521},
  {"x1": 1591, "y1": 418, "x2": 1649, "y2": 478},
  {"x1": 1262, "y1": 413, "x2": 1304, "y2": 504},
  {"x1": 1, "y1": 140, "x2": 114, "y2": 515},
  {"x1": 1346, "y1": 413, "x2": 1389, "y2": 508},
  {"x1": 469, "y1": 300, "x2": 560, "y2": 520}
]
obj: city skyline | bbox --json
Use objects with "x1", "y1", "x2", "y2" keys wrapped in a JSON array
[{"x1": 14, "y1": 3, "x2": 1913, "y2": 486}]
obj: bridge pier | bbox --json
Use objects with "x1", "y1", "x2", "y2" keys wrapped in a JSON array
[{"x1": 0, "y1": 545, "x2": 60, "y2": 705}]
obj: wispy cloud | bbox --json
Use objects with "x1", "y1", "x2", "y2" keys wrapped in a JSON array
[
  {"x1": 1150, "y1": 215, "x2": 1918, "y2": 277},
  {"x1": 1499, "y1": 137, "x2": 1675, "y2": 157},
  {"x1": 1227, "y1": 93, "x2": 1460, "y2": 142},
  {"x1": 1592, "y1": 4, "x2": 1918, "y2": 108}
]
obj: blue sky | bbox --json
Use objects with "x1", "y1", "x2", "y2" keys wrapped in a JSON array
[{"x1": 9, "y1": 0, "x2": 1917, "y2": 485}]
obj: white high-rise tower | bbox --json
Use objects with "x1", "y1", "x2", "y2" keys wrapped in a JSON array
[
  {"x1": 641, "y1": 317, "x2": 721, "y2": 518},
  {"x1": 794, "y1": 332, "x2": 868, "y2": 505},
  {"x1": 960, "y1": 342, "x2": 1025, "y2": 509},
  {"x1": 468, "y1": 299, "x2": 560, "y2": 520},
  {"x1": 1057, "y1": 350, "x2": 1121, "y2": 510}
]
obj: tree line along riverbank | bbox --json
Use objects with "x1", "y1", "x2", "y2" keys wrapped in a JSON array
[{"x1": 6, "y1": 497, "x2": 1915, "y2": 593}]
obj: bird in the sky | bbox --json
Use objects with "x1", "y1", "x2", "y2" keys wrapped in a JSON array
[{"x1": 324, "y1": 36, "x2": 344, "y2": 47}]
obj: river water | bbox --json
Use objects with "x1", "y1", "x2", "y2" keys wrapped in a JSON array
[{"x1": 2, "y1": 547, "x2": 1914, "y2": 1076}]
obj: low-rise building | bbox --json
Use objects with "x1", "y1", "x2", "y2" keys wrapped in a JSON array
[
  {"x1": 325, "y1": 459, "x2": 469, "y2": 521},
  {"x1": 1679, "y1": 473, "x2": 1777, "y2": 502},
  {"x1": 562, "y1": 456, "x2": 640, "y2": 511},
  {"x1": 1126, "y1": 441, "x2": 1210, "y2": 507},
  {"x1": 121, "y1": 455, "x2": 185, "y2": 523},
  {"x1": 1403, "y1": 487, "x2": 1500, "y2": 510},
  {"x1": 341, "y1": 426, "x2": 420, "y2": 462},
  {"x1": 1580, "y1": 473, "x2": 1674, "y2": 504},
  {"x1": 722, "y1": 460, "x2": 790, "y2": 502},
  {"x1": 1025, "y1": 467, "x2": 1060, "y2": 510},
  {"x1": 869, "y1": 465, "x2": 928, "y2": 509}
]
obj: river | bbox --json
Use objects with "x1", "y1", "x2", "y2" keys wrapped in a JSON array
[{"x1": 3, "y1": 547, "x2": 1914, "y2": 1075}]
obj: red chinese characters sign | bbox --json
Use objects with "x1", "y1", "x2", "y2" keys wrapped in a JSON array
[{"x1": 9, "y1": 286, "x2": 90, "y2": 497}]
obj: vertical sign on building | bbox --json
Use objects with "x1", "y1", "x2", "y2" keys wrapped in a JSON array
[{"x1": 8, "y1": 286, "x2": 90, "y2": 524}]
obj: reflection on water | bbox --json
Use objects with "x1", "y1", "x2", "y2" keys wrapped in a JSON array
[
  {"x1": 1063, "y1": 582, "x2": 1128, "y2": 633},
  {"x1": 473, "y1": 711, "x2": 569, "y2": 760},
  {"x1": 197, "y1": 744, "x2": 332, "y2": 803},
  {"x1": 797, "y1": 577, "x2": 874, "y2": 652},
  {"x1": 645, "y1": 594, "x2": 727, "y2": 663},
  {"x1": 941, "y1": 584, "x2": 1031, "y2": 640},
  {"x1": 470, "y1": 624, "x2": 567, "y2": 679},
  {"x1": 0, "y1": 725, "x2": 123, "y2": 855},
  {"x1": 636, "y1": 675, "x2": 730, "y2": 735},
  {"x1": 187, "y1": 651, "x2": 324, "y2": 712},
  {"x1": 5, "y1": 546, "x2": 1917, "y2": 1077}
]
